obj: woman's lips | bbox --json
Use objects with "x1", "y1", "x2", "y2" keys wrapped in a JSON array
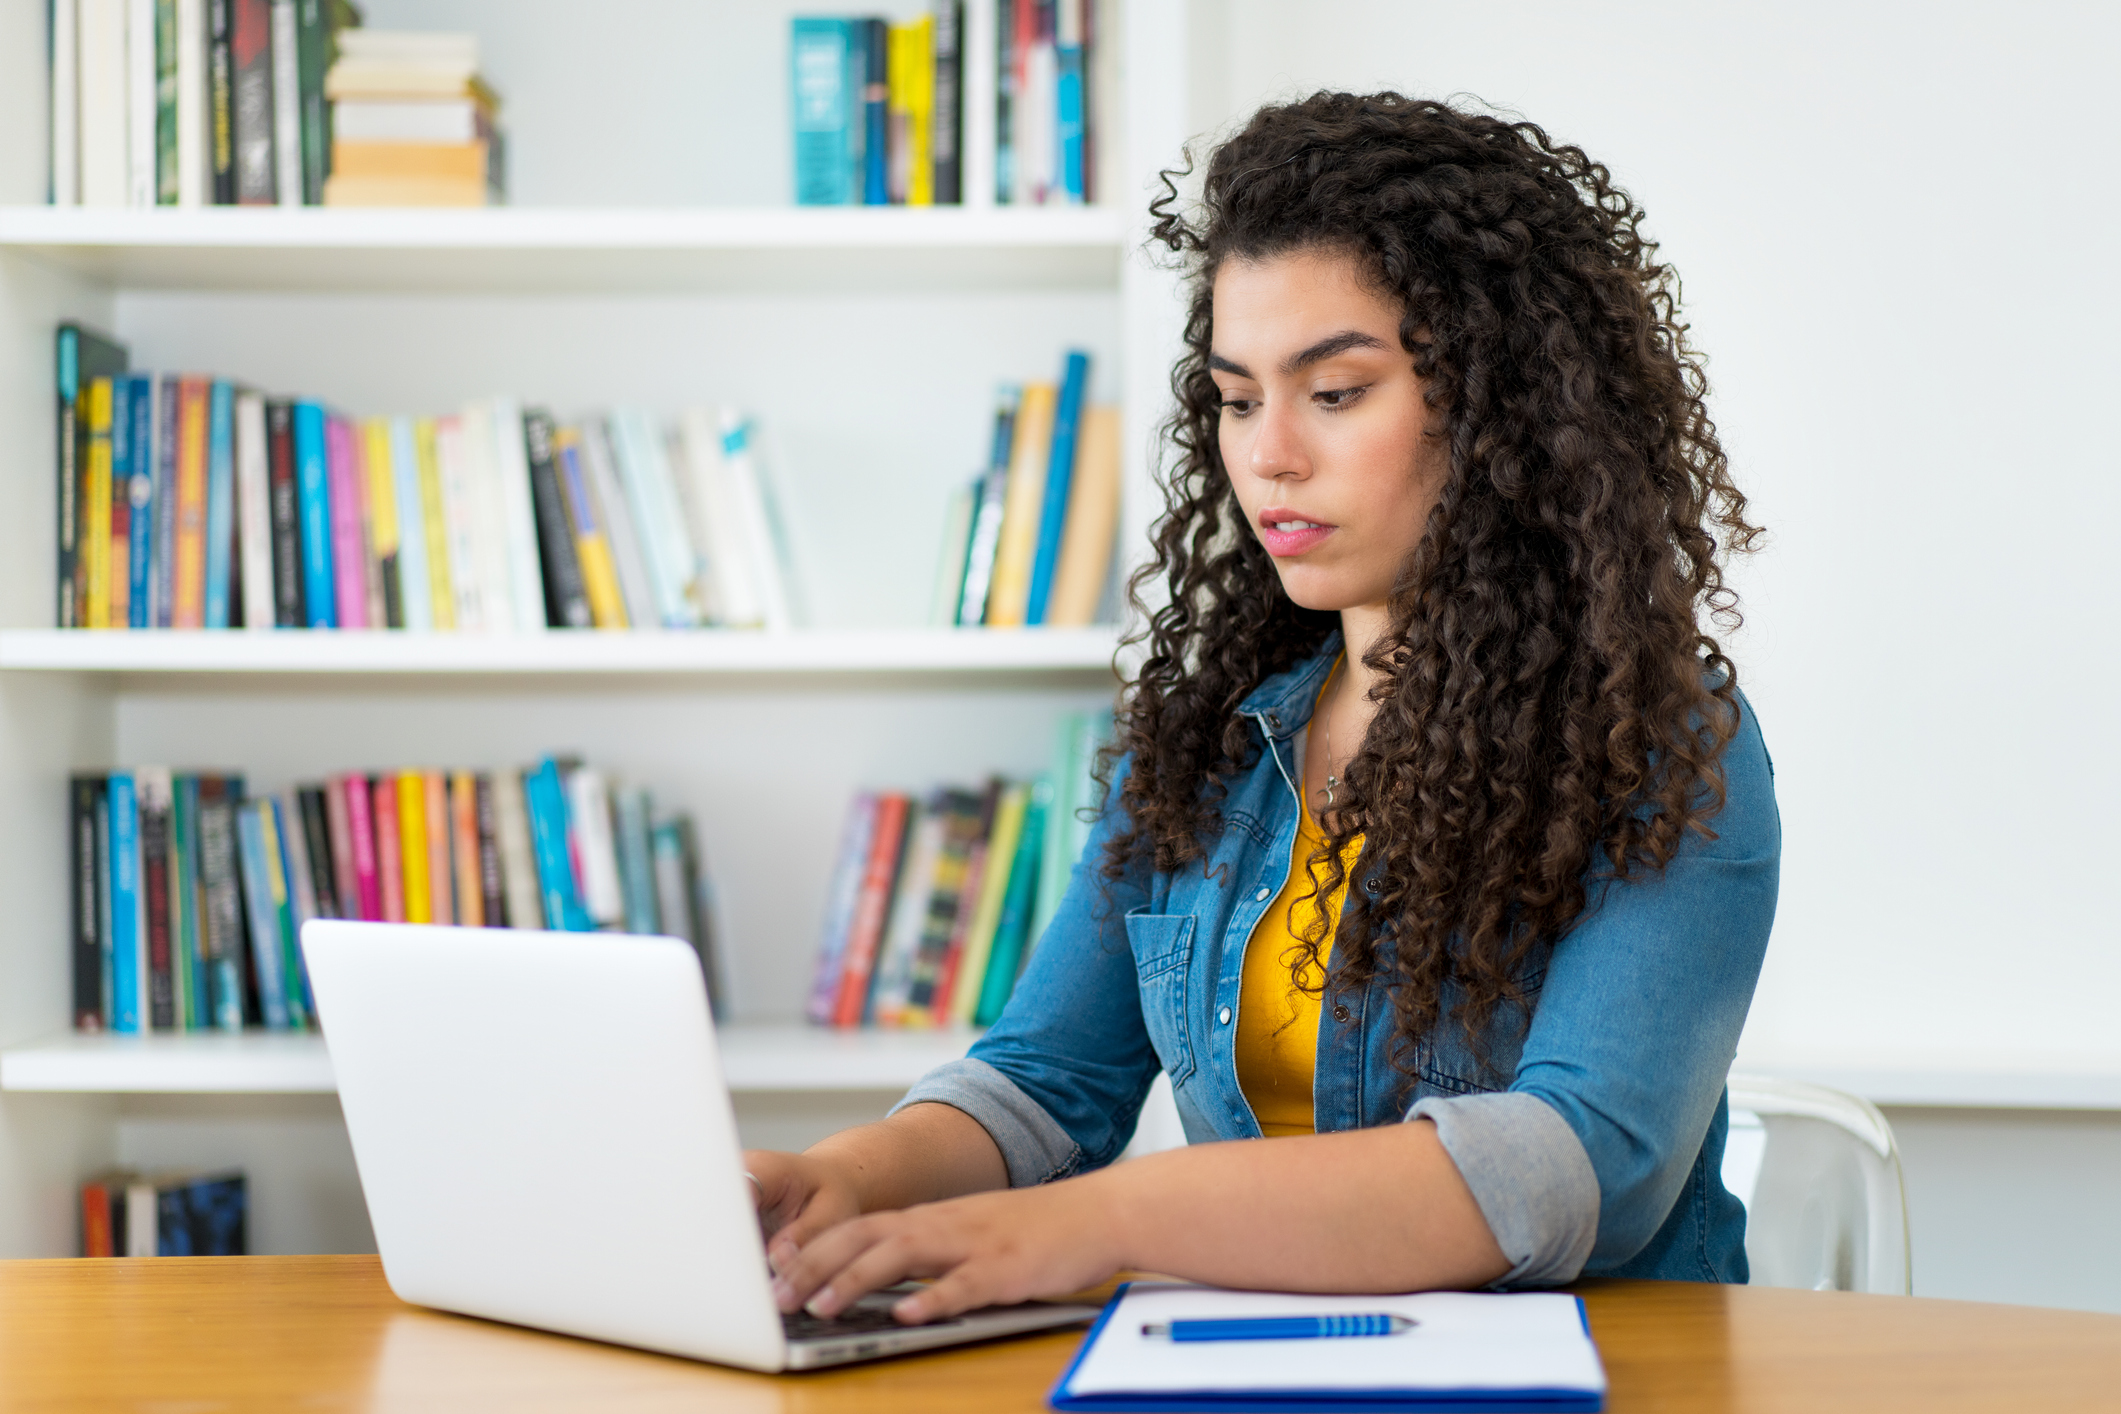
[{"x1": 1257, "y1": 510, "x2": 1336, "y2": 557}]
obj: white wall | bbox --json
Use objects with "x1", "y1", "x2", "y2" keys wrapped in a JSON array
[{"x1": 1190, "y1": 0, "x2": 2121, "y2": 1311}]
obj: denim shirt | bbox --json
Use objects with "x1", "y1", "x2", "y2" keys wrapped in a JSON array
[{"x1": 898, "y1": 641, "x2": 1780, "y2": 1286}]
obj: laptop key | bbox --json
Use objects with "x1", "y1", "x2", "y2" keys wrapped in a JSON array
[{"x1": 782, "y1": 1303, "x2": 962, "y2": 1341}]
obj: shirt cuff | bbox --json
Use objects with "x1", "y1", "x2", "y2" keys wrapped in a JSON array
[
  {"x1": 1407, "y1": 1091, "x2": 1599, "y2": 1287},
  {"x1": 892, "y1": 1057, "x2": 1085, "y2": 1187}
]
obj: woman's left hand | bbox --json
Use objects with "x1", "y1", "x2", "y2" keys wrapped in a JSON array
[{"x1": 767, "y1": 1173, "x2": 1124, "y2": 1325}]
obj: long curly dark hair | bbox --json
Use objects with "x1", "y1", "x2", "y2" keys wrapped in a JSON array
[{"x1": 1106, "y1": 92, "x2": 1761, "y2": 1068}]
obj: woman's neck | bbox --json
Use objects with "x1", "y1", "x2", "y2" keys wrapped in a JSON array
[{"x1": 1336, "y1": 603, "x2": 1394, "y2": 715}]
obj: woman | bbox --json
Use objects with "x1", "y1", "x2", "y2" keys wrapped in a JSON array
[{"x1": 748, "y1": 91, "x2": 1778, "y2": 1325}]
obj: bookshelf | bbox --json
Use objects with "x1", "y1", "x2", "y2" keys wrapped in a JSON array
[{"x1": 0, "y1": 0, "x2": 1196, "y2": 1255}]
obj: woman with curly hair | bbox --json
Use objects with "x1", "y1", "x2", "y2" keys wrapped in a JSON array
[{"x1": 749, "y1": 91, "x2": 1778, "y2": 1322}]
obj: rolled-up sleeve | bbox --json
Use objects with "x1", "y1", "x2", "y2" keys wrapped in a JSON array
[
  {"x1": 1408, "y1": 1091, "x2": 1600, "y2": 1286},
  {"x1": 893, "y1": 1057, "x2": 1084, "y2": 1186}
]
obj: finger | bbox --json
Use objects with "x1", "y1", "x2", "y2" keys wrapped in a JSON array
[
  {"x1": 891, "y1": 1264, "x2": 992, "y2": 1325},
  {"x1": 770, "y1": 1213, "x2": 893, "y2": 1314},
  {"x1": 767, "y1": 1188, "x2": 861, "y2": 1270},
  {"x1": 805, "y1": 1226, "x2": 953, "y2": 1320}
]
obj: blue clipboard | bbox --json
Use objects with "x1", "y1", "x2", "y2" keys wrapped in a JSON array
[{"x1": 1047, "y1": 1283, "x2": 1605, "y2": 1412}]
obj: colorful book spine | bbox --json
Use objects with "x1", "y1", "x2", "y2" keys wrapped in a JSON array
[
  {"x1": 974, "y1": 778, "x2": 1048, "y2": 1026},
  {"x1": 137, "y1": 768, "x2": 176, "y2": 1031},
  {"x1": 614, "y1": 787, "x2": 659, "y2": 937},
  {"x1": 207, "y1": 0, "x2": 235, "y2": 203},
  {"x1": 295, "y1": 786, "x2": 337, "y2": 919},
  {"x1": 524, "y1": 759, "x2": 591, "y2": 931},
  {"x1": 233, "y1": 800, "x2": 291, "y2": 1029},
  {"x1": 231, "y1": 0, "x2": 274, "y2": 203},
  {"x1": 861, "y1": 17, "x2": 889, "y2": 205},
  {"x1": 202, "y1": 380, "x2": 237, "y2": 627},
  {"x1": 423, "y1": 770, "x2": 452, "y2": 925},
  {"x1": 171, "y1": 774, "x2": 203, "y2": 1030},
  {"x1": 522, "y1": 411, "x2": 590, "y2": 629},
  {"x1": 327, "y1": 415, "x2": 368, "y2": 629},
  {"x1": 363, "y1": 419, "x2": 405, "y2": 630},
  {"x1": 555, "y1": 429, "x2": 626, "y2": 629},
  {"x1": 807, "y1": 792, "x2": 880, "y2": 1024},
  {"x1": 984, "y1": 381, "x2": 1056, "y2": 626},
  {"x1": 950, "y1": 781, "x2": 1028, "y2": 1026},
  {"x1": 323, "y1": 775, "x2": 358, "y2": 922},
  {"x1": 396, "y1": 771, "x2": 430, "y2": 924},
  {"x1": 1024, "y1": 349, "x2": 1089, "y2": 625},
  {"x1": 151, "y1": 377, "x2": 181, "y2": 627},
  {"x1": 293, "y1": 400, "x2": 336, "y2": 628},
  {"x1": 929, "y1": 778, "x2": 1001, "y2": 1020},
  {"x1": 265, "y1": 796, "x2": 312, "y2": 1025},
  {"x1": 235, "y1": 390, "x2": 274, "y2": 630},
  {"x1": 931, "y1": 0, "x2": 963, "y2": 205},
  {"x1": 388, "y1": 416, "x2": 432, "y2": 631},
  {"x1": 475, "y1": 775, "x2": 506, "y2": 927},
  {"x1": 956, "y1": 390, "x2": 1018, "y2": 625},
  {"x1": 82, "y1": 377, "x2": 114, "y2": 629},
  {"x1": 792, "y1": 18, "x2": 855, "y2": 205},
  {"x1": 1054, "y1": 0, "x2": 1085, "y2": 203},
  {"x1": 109, "y1": 772, "x2": 142, "y2": 1033},
  {"x1": 1044, "y1": 403, "x2": 1121, "y2": 626},
  {"x1": 343, "y1": 772, "x2": 382, "y2": 921},
  {"x1": 903, "y1": 788, "x2": 987, "y2": 1021},
  {"x1": 488, "y1": 398, "x2": 549, "y2": 635},
  {"x1": 831, "y1": 791, "x2": 911, "y2": 1027},
  {"x1": 196, "y1": 776, "x2": 247, "y2": 1032},
  {"x1": 415, "y1": 418, "x2": 455, "y2": 630},
  {"x1": 372, "y1": 773, "x2": 406, "y2": 923},
  {"x1": 125, "y1": 375, "x2": 158, "y2": 628},
  {"x1": 71, "y1": 776, "x2": 107, "y2": 1031},
  {"x1": 172, "y1": 377, "x2": 210, "y2": 628},
  {"x1": 450, "y1": 770, "x2": 482, "y2": 928},
  {"x1": 491, "y1": 770, "x2": 541, "y2": 929},
  {"x1": 266, "y1": 399, "x2": 303, "y2": 626},
  {"x1": 107, "y1": 376, "x2": 133, "y2": 629}
]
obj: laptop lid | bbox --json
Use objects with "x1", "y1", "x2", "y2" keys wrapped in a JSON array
[{"x1": 302, "y1": 921, "x2": 789, "y2": 1371}]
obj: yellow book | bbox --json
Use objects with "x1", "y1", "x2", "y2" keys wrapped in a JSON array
[
  {"x1": 950, "y1": 784, "x2": 1028, "y2": 1027},
  {"x1": 984, "y1": 383, "x2": 1057, "y2": 627},
  {"x1": 555, "y1": 427, "x2": 627, "y2": 629},
  {"x1": 415, "y1": 418, "x2": 455, "y2": 630},
  {"x1": 398, "y1": 771, "x2": 431, "y2": 924},
  {"x1": 424, "y1": 770, "x2": 453, "y2": 926},
  {"x1": 82, "y1": 377, "x2": 114, "y2": 630},
  {"x1": 887, "y1": 16, "x2": 935, "y2": 206},
  {"x1": 1045, "y1": 405, "x2": 1123, "y2": 627},
  {"x1": 363, "y1": 418, "x2": 400, "y2": 625}
]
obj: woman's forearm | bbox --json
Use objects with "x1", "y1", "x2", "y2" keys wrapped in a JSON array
[
  {"x1": 1092, "y1": 1120, "x2": 1511, "y2": 1293},
  {"x1": 806, "y1": 1101, "x2": 1009, "y2": 1212}
]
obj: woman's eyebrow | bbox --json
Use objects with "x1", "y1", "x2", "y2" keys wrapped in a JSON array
[{"x1": 1209, "y1": 330, "x2": 1387, "y2": 381}]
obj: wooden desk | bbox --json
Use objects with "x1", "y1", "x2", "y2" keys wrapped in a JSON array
[{"x1": 1, "y1": 1256, "x2": 2116, "y2": 1412}]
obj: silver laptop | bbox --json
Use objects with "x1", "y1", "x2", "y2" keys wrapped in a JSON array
[{"x1": 301, "y1": 920, "x2": 1098, "y2": 1371}]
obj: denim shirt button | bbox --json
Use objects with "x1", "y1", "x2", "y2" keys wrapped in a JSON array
[
  {"x1": 1217, "y1": 1006, "x2": 1232, "y2": 1025},
  {"x1": 1254, "y1": 887, "x2": 1271, "y2": 902},
  {"x1": 1363, "y1": 876, "x2": 1381, "y2": 895},
  {"x1": 1332, "y1": 1002, "x2": 1352, "y2": 1023}
]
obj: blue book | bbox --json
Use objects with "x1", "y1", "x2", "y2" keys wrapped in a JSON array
[
  {"x1": 234, "y1": 800, "x2": 292, "y2": 1031},
  {"x1": 1056, "y1": 9, "x2": 1085, "y2": 203},
  {"x1": 974, "y1": 779, "x2": 1048, "y2": 1027},
  {"x1": 267, "y1": 797, "x2": 312, "y2": 1026},
  {"x1": 202, "y1": 381, "x2": 236, "y2": 628},
  {"x1": 124, "y1": 374, "x2": 156, "y2": 628},
  {"x1": 389, "y1": 416, "x2": 432, "y2": 631},
  {"x1": 525, "y1": 759, "x2": 592, "y2": 932},
  {"x1": 292, "y1": 401, "x2": 335, "y2": 628},
  {"x1": 861, "y1": 17, "x2": 889, "y2": 204},
  {"x1": 152, "y1": 377, "x2": 179, "y2": 627},
  {"x1": 108, "y1": 773, "x2": 142, "y2": 1034},
  {"x1": 792, "y1": 18, "x2": 854, "y2": 205},
  {"x1": 1024, "y1": 350, "x2": 1091, "y2": 625}
]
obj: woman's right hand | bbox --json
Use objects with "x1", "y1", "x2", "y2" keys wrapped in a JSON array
[{"x1": 744, "y1": 1147, "x2": 864, "y2": 1270}]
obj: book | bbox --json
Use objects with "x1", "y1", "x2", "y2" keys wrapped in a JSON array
[
  {"x1": 341, "y1": 772, "x2": 382, "y2": 921},
  {"x1": 931, "y1": 0, "x2": 964, "y2": 204},
  {"x1": 902, "y1": 787, "x2": 988, "y2": 1021},
  {"x1": 395, "y1": 770, "x2": 429, "y2": 923},
  {"x1": 154, "y1": 0, "x2": 178, "y2": 204},
  {"x1": 807, "y1": 792, "x2": 879, "y2": 1025},
  {"x1": 954, "y1": 387, "x2": 1018, "y2": 625},
  {"x1": 85, "y1": 1169, "x2": 248, "y2": 1257},
  {"x1": 792, "y1": 18, "x2": 855, "y2": 206},
  {"x1": 273, "y1": 793, "x2": 319, "y2": 1019},
  {"x1": 270, "y1": 0, "x2": 299, "y2": 203},
  {"x1": 1054, "y1": 0, "x2": 1085, "y2": 204},
  {"x1": 388, "y1": 415, "x2": 432, "y2": 630},
  {"x1": 106, "y1": 374, "x2": 133, "y2": 628},
  {"x1": 555, "y1": 428, "x2": 626, "y2": 629},
  {"x1": 1044, "y1": 403, "x2": 1121, "y2": 626},
  {"x1": 293, "y1": 0, "x2": 333, "y2": 204},
  {"x1": 362, "y1": 418, "x2": 404, "y2": 629},
  {"x1": 195, "y1": 775, "x2": 247, "y2": 1030},
  {"x1": 151, "y1": 376, "x2": 179, "y2": 626},
  {"x1": 235, "y1": 390, "x2": 274, "y2": 630},
  {"x1": 109, "y1": 772, "x2": 143, "y2": 1032},
  {"x1": 450, "y1": 770, "x2": 482, "y2": 928},
  {"x1": 231, "y1": 0, "x2": 273, "y2": 203},
  {"x1": 566, "y1": 766, "x2": 624, "y2": 927},
  {"x1": 77, "y1": 0, "x2": 128, "y2": 206},
  {"x1": 718, "y1": 414, "x2": 799, "y2": 629},
  {"x1": 55, "y1": 325, "x2": 130, "y2": 629},
  {"x1": 71, "y1": 776, "x2": 107, "y2": 1031},
  {"x1": 524, "y1": 758, "x2": 591, "y2": 931},
  {"x1": 323, "y1": 776, "x2": 359, "y2": 919},
  {"x1": 202, "y1": 381, "x2": 237, "y2": 626},
  {"x1": 295, "y1": 784, "x2": 337, "y2": 919},
  {"x1": 675, "y1": 409, "x2": 758, "y2": 628},
  {"x1": 950, "y1": 781, "x2": 1028, "y2": 1026},
  {"x1": 1025, "y1": 350, "x2": 1090, "y2": 625},
  {"x1": 867, "y1": 801, "x2": 941, "y2": 1026},
  {"x1": 887, "y1": 15, "x2": 934, "y2": 206},
  {"x1": 326, "y1": 413, "x2": 367, "y2": 628},
  {"x1": 82, "y1": 376, "x2": 114, "y2": 628},
  {"x1": 608, "y1": 408, "x2": 695, "y2": 629},
  {"x1": 421, "y1": 770, "x2": 451, "y2": 925},
  {"x1": 860, "y1": 17, "x2": 889, "y2": 204},
  {"x1": 414, "y1": 417, "x2": 455, "y2": 629},
  {"x1": 1035, "y1": 708, "x2": 1109, "y2": 945},
  {"x1": 207, "y1": 0, "x2": 235, "y2": 202},
  {"x1": 486, "y1": 398, "x2": 548, "y2": 635},
  {"x1": 974, "y1": 776, "x2": 1047, "y2": 1026},
  {"x1": 136, "y1": 767, "x2": 175, "y2": 1031},
  {"x1": 490, "y1": 770, "x2": 540, "y2": 929},
  {"x1": 929, "y1": 478, "x2": 978, "y2": 628},
  {"x1": 265, "y1": 399, "x2": 303, "y2": 626},
  {"x1": 170, "y1": 774, "x2": 202, "y2": 1029},
  {"x1": 128, "y1": 0, "x2": 155, "y2": 207},
  {"x1": 124, "y1": 373, "x2": 157, "y2": 628},
  {"x1": 614, "y1": 787, "x2": 658, "y2": 937},
  {"x1": 52, "y1": 0, "x2": 82, "y2": 205},
  {"x1": 292, "y1": 400, "x2": 335, "y2": 627},
  {"x1": 830, "y1": 791, "x2": 911, "y2": 1027},
  {"x1": 372, "y1": 771, "x2": 405, "y2": 922},
  {"x1": 579, "y1": 419, "x2": 656, "y2": 630},
  {"x1": 169, "y1": 377, "x2": 210, "y2": 627},
  {"x1": 928, "y1": 777, "x2": 1002, "y2": 1020},
  {"x1": 233, "y1": 798, "x2": 291, "y2": 1029},
  {"x1": 650, "y1": 815, "x2": 724, "y2": 1015},
  {"x1": 984, "y1": 381, "x2": 1057, "y2": 626},
  {"x1": 523, "y1": 410, "x2": 590, "y2": 629},
  {"x1": 432, "y1": 414, "x2": 483, "y2": 631},
  {"x1": 474, "y1": 773, "x2": 505, "y2": 926}
]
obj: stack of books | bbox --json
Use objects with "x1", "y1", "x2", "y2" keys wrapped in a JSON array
[
  {"x1": 932, "y1": 349, "x2": 1120, "y2": 628},
  {"x1": 51, "y1": 323, "x2": 800, "y2": 633},
  {"x1": 49, "y1": 0, "x2": 364, "y2": 207},
  {"x1": 322, "y1": 30, "x2": 504, "y2": 206},
  {"x1": 80, "y1": 1169, "x2": 246, "y2": 1257},
  {"x1": 791, "y1": 1, "x2": 1097, "y2": 207},
  {"x1": 68, "y1": 756, "x2": 722, "y2": 1036},
  {"x1": 807, "y1": 707, "x2": 1109, "y2": 1029}
]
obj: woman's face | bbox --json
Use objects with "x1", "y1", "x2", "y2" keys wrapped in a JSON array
[{"x1": 1210, "y1": 248, "x2": 1448, "y2": 618}]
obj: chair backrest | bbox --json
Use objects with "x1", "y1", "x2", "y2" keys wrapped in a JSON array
[{"x1": 1723, "y1": 1073, "x2": 1912, "y2": 1295}]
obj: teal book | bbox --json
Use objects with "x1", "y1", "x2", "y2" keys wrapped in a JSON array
[
  {"x1": 125, "y1": 374, "x2": 157, "y2": 628},
  {"x1": 234, "y1": 800, "x2": 292, "y2": 1031},
  {"x1": 792, "y1": 18, "x2": 855, "y2": 205},
  {"x1": 266, "y1": 797, "x2": 311, "y2": 1025},
  {"x1": 974, "y1": 779, "x2": 1049, "y2": 1027},
  {"x1": 1024, "y1": 350, "x2": 1090, "y2": 624},
  {"x1": 525, "y1": 759, "x2": 592, "y2": 932},
  {"x1": 109, "y1": 773, "x2": 143, "y2": 1034},
  {"x1": 614, "y1": 787, "x2": 659, "y2": 937},
  {"x1": 171, "y1": 775, "x2": 201, "y2": 1031},
  {"x1": 293, "y1": 401, "x2": 335, "y2": 628},
  {"x1": 203, "y1": 381, "x2": 236, "y2": 628}
]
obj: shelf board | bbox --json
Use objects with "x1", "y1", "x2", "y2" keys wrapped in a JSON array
[
  {"x1": 0, "y1": 1023, "x2": 979, "y2": 1095},
  {"x1": 0, "y1": 204, "x2": 1127, "y2": 293},
  {"x1": 0, "y1": 627, "x2": 1122, "y2": 680}
]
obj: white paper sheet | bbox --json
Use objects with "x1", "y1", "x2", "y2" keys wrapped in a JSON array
[{"x1": 1063, "y1": 1285, "x2": 1607, "y2": 1398}]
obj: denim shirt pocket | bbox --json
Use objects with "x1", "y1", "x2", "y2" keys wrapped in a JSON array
[
  {"x1": 1408, "y1": 966, "x2": 1546, "y2": 1105},
  {"x1": 1124, "y1": 910, "x2": 1198, "y2": 1087}
]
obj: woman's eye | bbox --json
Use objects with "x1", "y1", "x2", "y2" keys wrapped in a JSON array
[
  {"x1": 1219, "y1": 399, "x2": 1257, "y2": 417},
  {"x1": 1313, "y1": 385, "x2": 1367, "y2": 410}
]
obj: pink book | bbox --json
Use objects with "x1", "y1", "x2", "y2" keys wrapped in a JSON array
[
  {"x1": 326, "y1": 415, "x2": 368, "y2": 629},
  {"x1": 372, "y1": 774, "x2": 406, "y2": 923},
  {"x1": 322, "y1": 775, "x2": 360, "y2": 921},
  {"x1": 343, "y1": 773, "x2": 383, "y2": 921}
]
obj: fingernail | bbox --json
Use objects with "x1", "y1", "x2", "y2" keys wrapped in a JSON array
[
  {"x1": 805, "y1": 1288, "x2": 835, "y2": 1319},
  {"x1": 893, "y1": 1295, "x2": 921, "y2": 1323},
  {"x1": 769, "y1": 1277, "x2": 794, "y2": 1310}
]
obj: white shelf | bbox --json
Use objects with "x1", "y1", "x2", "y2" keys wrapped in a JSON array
[
  {"x1": 0, "y1": 1023, "x2": 979, "y2": 1095},
  {"x1": 1734, "y1": 1056, "x2": 2121, "y2": 1111},
  {"x1": 0, "y1": 204, "x2": 1127, "y2": 293},
  {"x1": 0, "y1": 627, "x2": 1122, "y2": 679}
]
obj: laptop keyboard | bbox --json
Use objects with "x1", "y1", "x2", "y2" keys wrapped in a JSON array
[{"x1": 782, "y1": 1304, "x2": 910, "y2": 1340}]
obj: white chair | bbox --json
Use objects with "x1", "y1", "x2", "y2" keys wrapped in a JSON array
[{"x1": 1723, "y1": 1073, "x2": 1912, "y2": 1295}]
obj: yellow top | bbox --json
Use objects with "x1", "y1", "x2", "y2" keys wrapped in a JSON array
[{"x1": 1235, "y1": 679, "x2": 1365, "y2": 1138}]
